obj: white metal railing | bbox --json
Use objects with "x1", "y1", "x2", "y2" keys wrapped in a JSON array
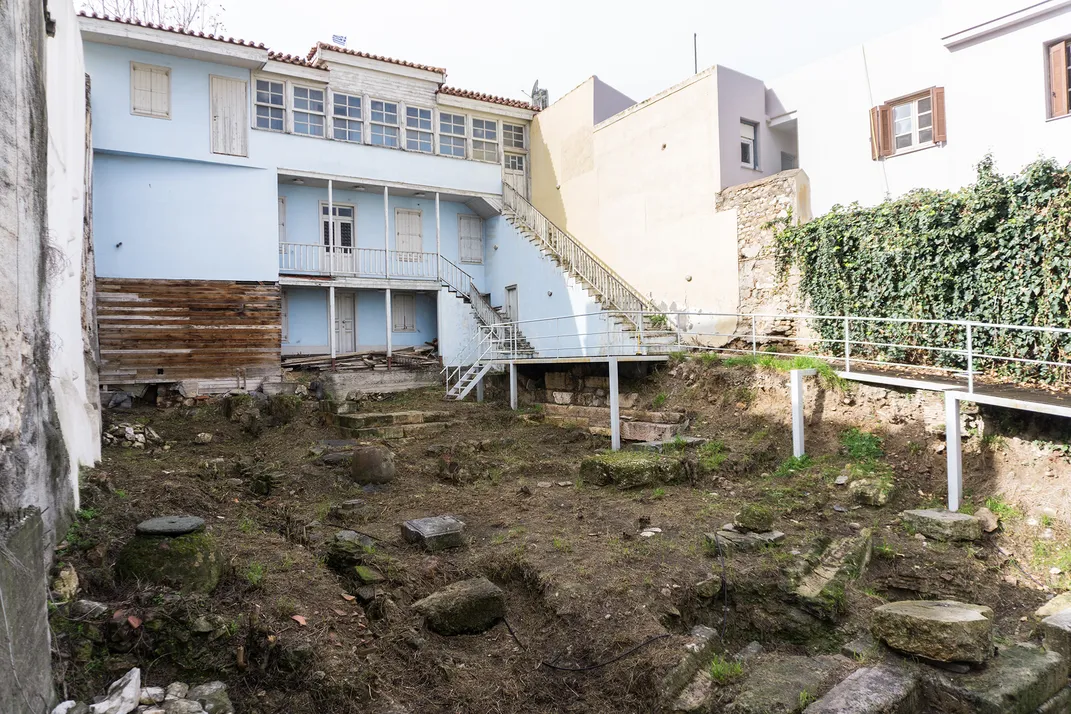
[
  {"x1": 467, "y1": 309, "x2": 1071, "y2": 393},
  {"x1": 279, "y1": 243, "x2": 435, "y2": 280},
  {"x1": 502, "y1": 183, "x2": 657, "y2": 320}
]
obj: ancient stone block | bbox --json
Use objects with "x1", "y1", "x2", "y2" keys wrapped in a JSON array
[
  {"x1": 900, "y1": 509, "x2": 981, "y2": 542},
  {"x1": 401, "y1": 516, "x2": 465, "y2": 551},
  {"x1": 922, "y1": 644, "x2": 1067, "y2": 714},
  {"x1": 727, "y1": 654, "x2": 849, "y2": 714},
  {"x1": 871, "y1": 600, "x2": 993, "y2": 664},
  {"x1": 803, "y1": 665, "x2": 919, "y2": 714},
  {"x1": 579, "y1": 451, "x2": 686, "y2": 489},
  {"x1": 350, "y1": 445, "x2": 395, "y2": 485},
  {"x1": 412, "y1": 577, "x2": 505, "y2": 635},
  {"x1": 117, "y1": 518, "x2": 223, "y2": 593},
  {"x1": 1041, "y1": 611, "x2": 1071, "y2": 660}
]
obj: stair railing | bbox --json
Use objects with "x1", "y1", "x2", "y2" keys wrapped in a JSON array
[{"x1": 502, "y1": 183, "x2": 657, "y2": 320}]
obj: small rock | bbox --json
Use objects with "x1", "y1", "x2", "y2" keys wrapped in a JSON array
[
  {"x1": 194, "y1": 433, "x2": 212, "y2": 444},
  {"x1": 53, "y1": 563, "x2": 79, "y2": 601},
  {"x1": 834, "y1": 474, "x2": 849, "y2": 486},
  {"x1": 140, "y1": 687, "x2": 166, "y2": 705},
  {"x1": 89, "y1": 667, "x2": 141, "y2": 714},
  {"x1": 849, "y1": 478, "x2": 893, "y2": 507},
  {"x1": 70, "y1": 599, "x2": 109, "y2": 619},
  {"x1": 974, "y1": 507, "x2": 1000, "y2": 533},
  {"x1": 160, "y1": 701, "x2": 204, "y2": 714},
  {"x1": 412, "y1": 577, "x2": 505, "y2": 635},
  {"x1": 734, "y1": 504, "x2": 774, "y2": 533},
  {"x1": 165, "y1": 683, "x2": 189, "y2": 701},
  {"x1": 187, "y1": 681, "x2": 233, "y2": 714},
  {"x1": 1035, "y1": 592, "x2": 1071, "y2": 620},
  {"x1": 735, "y1": 641, "x2": 764, "y2": 662},
  {"x1": 695, "y1": 577, "x2": 723, "y2": 599},
  {"x1": 350, "y1": 445, "x2": 395, "y2": 485},
  {"x1": 401, "y1": 516, "x2": 465, "y2": 551},
  {"x1": 803, "y1": 665, "x2": 919, "y2": 713},
  {"x1": 901, "y1": 509, "x2": 982, "y2": 542},
  {"x1": 536, "y1": 481, "x2": 553, "y2": 488},
  {"x1": 556, "y1": 481, "x2": 573, "y2": 487}
]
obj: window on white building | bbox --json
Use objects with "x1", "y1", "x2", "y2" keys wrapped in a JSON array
[
  {"x1": 395, "y1": 208, "x2": 423, "y2": 255},
  {"x1": 503, "y1": 123, "x2": 525, "y2": 149},
  {"x1": 293, "y1": 86, "x2": 326, "y2": 136},
  {"x1": 321, "y1": 203, "x2": 355, "y2": 250},
  {"x1": 471, "y1": 118, "x2": 498, "y2": 162},
  {"x1": 438, "y1": 112, "x2": 466, "y2": 157},
  {"x1": 370, "y1": 100, "x2": 400, "y2": 147},
  {"x1": 1049, "y1": 40, "x2": 1071, "y2": 118},
  {"x1": 254, "y1": 78, "x2": 285, "y2": 131},
  {"x1": 392, "y1": 293, "x2": 417, "y2": 332},
  {"x1": 458, "y1": 214, "x2": 483, "y2": 264},
  {"x1": 333, "y1": 93, "x2": 362, "y2": 142},
  {"x1": 131, "y1": 62, "x2": 171, "y2": 119},
  {"x1": 740, "y1": 120, "x2": 757, "y2": 169},
  {"x1": 892, "y1": 96, "x2": 932, "y2": 150},
  {"x1": 869, "y1": 88, "x2": 945, "y2": 159},
  {"x1": 405, "y1": 107, "x2": 433, "y2": 153},
  {"x1": 504, "y1": 154, "x2": 525, "y2": 172}
]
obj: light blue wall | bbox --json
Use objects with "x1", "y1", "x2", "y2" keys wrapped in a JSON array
[
  {"x1": 283, "y1": 288, "x2": 438, "y2": 353},
  {"x1": 285, "y1": 287, "x2": 329, "y2": 351},
  {"x1": 93, "y1": 153, "x2": 278, "y2": 280},
  {"x1": 84, "y1": 41, "x2": 504, "y2": 194}
]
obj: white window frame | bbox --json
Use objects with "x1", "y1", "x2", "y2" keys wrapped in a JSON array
[
  {"x1": 253, "y1": 77, "x2": 286, "y2": 132},
  {"x1": 392, "y1": 292, "x2": 417, "y2": 332},
  {"x1": 130, "y1": 62, "x2": 171, "y2": 119},
  {"x1": 471, "y1": 117, "x2": 499, "y2": 162},
  {"x1": 438, "y1": 111, "x2": 467, "y2": 158},
  {"x1": 458, "y1": 214, "x2": 483, "y2": 265},
  {"x1": 740, "y1": 120, "x2": 757, "y2": 169},
  {"x1": 502, "y1": 122, "x2": 526, "y2": 150},
  {"x1": 319, "y1": 201, "x2": 356, "y2": 250},
  {"x1": 369, "y1": 98, "x2": 400, "y2": 148},
  {"x1": 504, "y1": 153, "x2": 526, "y2": 172},
  {"x1": 891, "y1": 95, "x2": 934, "y2": 153},
  {"x1": 292, "y1": 84, "x2": 326, "y2": 137},
  {"x1": 405, "y1": 106, "x2": 433, "y2": 153},
  {"x1": 332, "y1": 91, "x2": 363, "y2": 143}
]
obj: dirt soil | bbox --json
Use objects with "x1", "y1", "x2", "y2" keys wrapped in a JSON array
[{"x1": 52, "y1": 358, "x2": 1071, "y2": 713}]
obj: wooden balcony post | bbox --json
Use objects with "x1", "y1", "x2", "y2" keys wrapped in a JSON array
[
  {"x1": 383, "y1": 186, "x2": 390, "y2": 278},
  {"x1": 328, "y1": 285, "x2": 336, "y2": 364},
  {"x1": 385, "y1": 287, "x2": 393, "y2": 366},
  {"x1": 328, "y1": 179, "x2": 334, "y2": 275}
]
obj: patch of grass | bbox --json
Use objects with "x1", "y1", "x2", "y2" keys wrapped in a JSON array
[
  {"x1": 652, "y1": 392, "x2": 668, "y2": 408},
  {"x1": 873, "y1": 542, "x2": 898, "y2": 559},
  {"x1": 1042, "y1": 513, "x2": 1055, "y2": 528},
  {"x1": 697, "y1": 351, "x2": 721, "y2": 364},
  {"x1": 114, "y1": 490, "x2": 128, "y2": 499},
  {"x1": 984, "y1": 495, "x2": 1022, "y2": 521},
  {"x1": 245, "y1": 561, "x2": 266, "y2": 588},
  {"x1": 799, "y1": 690, "x2": 817, "y2": 708},
  {"x1": 75, "y1": 508, "x2": 99, "y2": 521},
  {"x1": 840, "y1": 428, "x2": 883, "y2": 460},
  {"x1": 274, "y1": 596, "x2": 298, "y2": 618},
  {"x1": 552, "y1": 537, "x2": 572, "y2": 553},
  {"x1": 669, "y1": 351, "x2": 688, "y2": 363},
  {"x1": 719, "y1": 353, "x2": 847, "y2": 390},
  {"x1": 908, "y1": 441, "x2": 923, "y2": 455},
  {"x1": 709, "y1": 655, "x2": 744, "y2": 684},
  {"x1": 773, "y1": 454, "x2": 812, "y2": 478},
  {"x1": 649, "y1": 313, "x2": 668, "y2": 329},
  {"x1": 238, "y1": 517, "x2": 256, "y2": 534},
  {"x1": 982, "y1": 433, "x2": 1006, "y2": 450},
  {"x1": 698, "y1": 440, "x2": 727, "y2": 472},
  {"x1": 651, "y1": 487, "x2": 666, "y2": 500}
]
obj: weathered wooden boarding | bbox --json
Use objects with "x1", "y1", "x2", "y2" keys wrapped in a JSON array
[{"x1": 96, "y1": 279, "x2": 281, "y2": 389}]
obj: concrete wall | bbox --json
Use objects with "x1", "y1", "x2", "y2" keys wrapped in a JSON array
[
  {"x1": 47, "y1": 0, "x2": 101, "y2": 503},
  {"x1": 768, "y1": 1, "x2": 1071, "y2": 216}
]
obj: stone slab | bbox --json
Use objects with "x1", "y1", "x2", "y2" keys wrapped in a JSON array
[
  {"x1": 803, "y1": 665, "x2": 919, "y2": 714},
  {"x1": 727, "y1": 655, "x2": 850, "y2": 714},
  {"x1": 135, "y1": 515, "x2": 205, "y2": 537},
  {"x1": 706, "y1": 530, "x2": 785, "y2": 553},
  {"x1": 621, "y1": 420, "x2": 683, "y2": 442},
  {"x1": 872, "y1": 600, "x2": 992, "y2": 664},
  {"x1": 401, "y1": 516, "x2": 465, "y2": 551},
  {"x1": 1041, "y1": 611, "x2": 1071, "y2": 660},
  {"x1": 1036, "y1": 592, "x2": 1071, "y2": 621},
  {"x1": 628, "y1": 436, "x2": 708, "y2": 453},
  {"x1": 1037, "y1": 686, "x2": 1071, "y2": 714},
  {"x1": 900, "y1": 509, "x2": 982, "y2": 542},
  {"x1": 922, "y1": 644, "x2": 1068, "y2": 714},
  {"x1": 794, "y1": 530, "x2": 873, "y2": 620}
]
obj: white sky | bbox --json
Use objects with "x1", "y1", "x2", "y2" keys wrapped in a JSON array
[{"x1": 221, "y1": 0, "x2": 940, "y2": 105}]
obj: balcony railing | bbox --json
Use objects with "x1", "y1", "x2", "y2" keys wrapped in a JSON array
[{"x1": 279, "y1": 243, "x2": 438, "y2": 281}]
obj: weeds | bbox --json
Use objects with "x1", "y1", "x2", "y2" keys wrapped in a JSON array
[
  {"x1": 552, "y1": 537, "x2": 572, "y2": 553},
  {"x1": 984, "y1": 496, "x2": 1022, "y2": 521},
  {"x1": 719, "y1": 353, "x2": 847, "y2": 390},
  {"x1": 698, "y1": 440, "x2": 727, "y2": 472},
  {"x1": 651, "y1": 487, "x2": 666, "y2": 500},
  {"x1": 239, "y1": 517, "x2": 256, "y2": 534},
  {"x1": 245, "y1": 561, "x2": 266, "y2": 588},
  {"x1": 840, "y1": 428, "x2": 883, "y2": 460},
  {"x1": 774, "y1": 454, "x2": 812, "y2": 477},
  {"x1": 709, "y1": 655, "x2": 744, "y2": 684},
  {"x1": 653, "y1": 392, "x2": 668, "y2": 408},
  {"x1": 873, "y1": 542, "x2": 898, "y2": 559}
]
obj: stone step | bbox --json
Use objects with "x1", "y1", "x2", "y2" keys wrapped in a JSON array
[
  {"x1": 921, "y1": 644, "x2": 1067, "y2": 714},
  {"x1": 334, "y1": 410, "x2": 451, "y2": 429},
  {"x1": 543, "y1": 403, "x2": 686, "y2": 425},
  {"x1": 546, "y1": 416, "x2": 684, "y2": 442},
  {"x1": 802, "y1": 665, "x2": 920, "y2": 714},
  {"x1": 340, "y1": 421, "x2": 450, "y2": 440}
]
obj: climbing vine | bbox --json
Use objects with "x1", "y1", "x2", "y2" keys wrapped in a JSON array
[{"x1": 775, "y1": 157, "x2": 1071, "y2": 383}]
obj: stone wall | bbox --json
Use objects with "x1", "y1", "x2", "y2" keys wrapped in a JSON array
[{"x1": 716, "y1": 169, "x2": 812, "y2": 338}]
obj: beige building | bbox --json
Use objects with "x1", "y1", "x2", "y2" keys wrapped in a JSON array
[{"x1": 530, "y1": 67, "x2": 804, "y2": 320}]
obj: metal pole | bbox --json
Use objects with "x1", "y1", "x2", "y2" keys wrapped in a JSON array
[
  {"x1": 385, "y1": 287, "x2": 392, "y2": 363},
  {"x1": 609, "y1": 356, "x2": 621, "y2": 451},
  {"x1": 844, "y1": 318, "x2": 851, "y2": 373},
  {"x1": 509, "y1": 361, "x2": 518, "y2": 410},
  {"x1": 945, "y1": 391, "x2": 962, "y2": 512},
  {"x1": 476, "y1": 377, "x2": 485, "y2": 403},
  {"x1": 966, "y1": 322, "x2": 974, "y2": 393},
  {"x1": 435, "y1": 192, "x2": 441, "y2": 278},
  {"x1": 383, "y1": 186, "x2": 390, "y2": 278},
  {"x1": 676, "y1": 313, "x2": 682, "y2": 348},
  {"x1": 328, "y1": 179, "x2": 334, "y2": 275},
  {"x1": 328, "y1": 285, "x2": 336, "y2": 363},
  {"x1": 791, "y1": 369, "x2": 805, "y2": 457}
]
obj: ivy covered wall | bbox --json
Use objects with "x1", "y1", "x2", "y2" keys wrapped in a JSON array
[{"x1": 775, "y1": 158, "x2": 1071, "y2": 382}]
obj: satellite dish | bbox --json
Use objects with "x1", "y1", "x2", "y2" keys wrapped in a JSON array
[{"x1": 531, "y1": 79, "x2": 540, "y2": 98}]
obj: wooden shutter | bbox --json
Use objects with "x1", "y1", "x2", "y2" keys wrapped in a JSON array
[
  {"x1": 931, "y1": 87, "x2": 947, "y2": 143},
  {"x1": 459, "y1": 215, "x2": 483, "y2": 264},
  {"x1": 869, "y1": 105, "x2": 894, "y2": 159},
  {"x1": 210, "y1": 76, "x2": 248, "y2": 156},
  {"x1": 1051, "y1": 41, "x2": 1069, "y2": 118},
  {"x1": 395, "y1": 209, "x2": 423, "y2": 253},
  {"x1": 392, "y1": 293, "x2": 415, "y2": 331}
]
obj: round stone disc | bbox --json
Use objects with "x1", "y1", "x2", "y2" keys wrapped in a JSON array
[{"x1": 135, "y1": 515, "x2": 205, "y2": 537}]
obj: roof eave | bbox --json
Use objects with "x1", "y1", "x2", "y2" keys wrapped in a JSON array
[{"x1": 79, "y1": 15, "x2": 269, "y2": 68}]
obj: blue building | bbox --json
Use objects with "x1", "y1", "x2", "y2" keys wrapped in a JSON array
[{"x1": 80, "y1": 13, "x2": 657, "y2": 397}]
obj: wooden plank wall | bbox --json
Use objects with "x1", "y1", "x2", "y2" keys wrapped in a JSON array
[{"x1": 97, "y1": 279, "x2": 281, "y2": 388}]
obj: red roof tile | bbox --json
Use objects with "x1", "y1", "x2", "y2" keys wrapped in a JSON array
[
  {"x1": 437, "y1": 86, "x2": 538, "y2": 111},
  {"x1": 78, "y1": 11, "x2": 267, "y2": 49},
  {"x1": 268, "y1": 51, "x2": 327, "y2": 70},
  {"x1": 308, "y1": 42, "x2": 446, "y2": 75}
]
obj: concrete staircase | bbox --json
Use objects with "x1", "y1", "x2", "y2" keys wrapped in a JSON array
[
  {"x1": 322, "y1": 401, "x2": 452, "y2": 439},
  {"x1": 543, "y1": 403, "x2": 688, "y2": 442}
]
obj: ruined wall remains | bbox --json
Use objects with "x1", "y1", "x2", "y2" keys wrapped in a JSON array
[{"x1": 716, "y1": 169, "x2": 812, "y2": 339}]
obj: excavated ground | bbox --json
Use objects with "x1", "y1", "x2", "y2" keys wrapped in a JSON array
[{"x1": 51, "y1": 357, "x2": 1071, "y2": 713}]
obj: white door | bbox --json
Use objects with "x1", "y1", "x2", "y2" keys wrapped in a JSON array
[
  {"x1": 321, "y1": 203, "x2": 355, "y2": 272},
  {"x1": 210, "y1": 75, "x2": 248, "y2": 157},
  {"x1": 505, "y1": 285, "x2": 519, "y2": 321},
  {"x1": 395, "y1": 208, "x2": 422, "y2": 259},
  {"x1": 334, "y1": 292, "x2": 356, "y2": 353},
  {"x1": 504, "y1": 153, "x2": 528, "y2": 199}
]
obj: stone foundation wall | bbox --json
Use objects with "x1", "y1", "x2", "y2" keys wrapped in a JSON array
[{"x1": 716, "y1": 169, "x2": 812, "y2": 339}]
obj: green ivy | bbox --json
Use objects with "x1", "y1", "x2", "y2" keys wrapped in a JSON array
[{"x1": 775, "y1": 157, "x2": 1071, "y2": 383}]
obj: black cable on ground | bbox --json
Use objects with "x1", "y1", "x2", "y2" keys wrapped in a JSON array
[
  {"x1": 499, "y1": 617, "x2": 670, "y2": 673},
  {"x1": 713, "y1": 531, "x2": 729, "y2": 642}
]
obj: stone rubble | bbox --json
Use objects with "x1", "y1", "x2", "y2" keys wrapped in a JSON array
[
  {"x1": 102, "y1": 422, "x2": 165, "y2": 449},
  {"x1": 51, "y1": 670, "x2": 234, "y2": 714}
]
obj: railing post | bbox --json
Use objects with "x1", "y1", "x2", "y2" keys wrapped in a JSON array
[
  {"x1": 750, "y1": 315, "x2": 757, "y2": 355},
  {"x1": 328, "y1": 179, "x2": 334, "y2": 276},
  {"x1": 844, "y1": 318, "x2": 851, "y2": 373},
  {"x1": 676, "y1": 312, "x2": 682, "y2": 348},
  {"x1": 966, "y1": 322, "x2": 974, "y2": 393}
]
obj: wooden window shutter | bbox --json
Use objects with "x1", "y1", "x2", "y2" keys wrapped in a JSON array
[
  {"x1": 869, "y1": 106, "x2": 881, "y2": 160},
  {"x1": 1050, "y1": 41, "x2": 1068, "y2": 118},
  {"x1": 869, "y1": 105, "x2": 895, "y2": 160},
  {"x1": 931, "y1": 87, "x2": 947, "y2": 143}
]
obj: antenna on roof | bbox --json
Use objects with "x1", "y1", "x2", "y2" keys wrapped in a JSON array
[
  {"x1": 693, "y1": 33, "x2": 698, "y2": 74},
  {"x1": 527, "y1": 80, "x2": 549, "y2": 110}
]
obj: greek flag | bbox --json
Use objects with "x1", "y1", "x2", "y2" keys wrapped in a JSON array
[{"x1": 332, "y1": 34, "x2": 347, "y2": 47}]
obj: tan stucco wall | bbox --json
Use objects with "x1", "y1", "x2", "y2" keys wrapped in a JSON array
[{"x1": 531, "y1": 70, "x2": 741, "y2": 315}]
